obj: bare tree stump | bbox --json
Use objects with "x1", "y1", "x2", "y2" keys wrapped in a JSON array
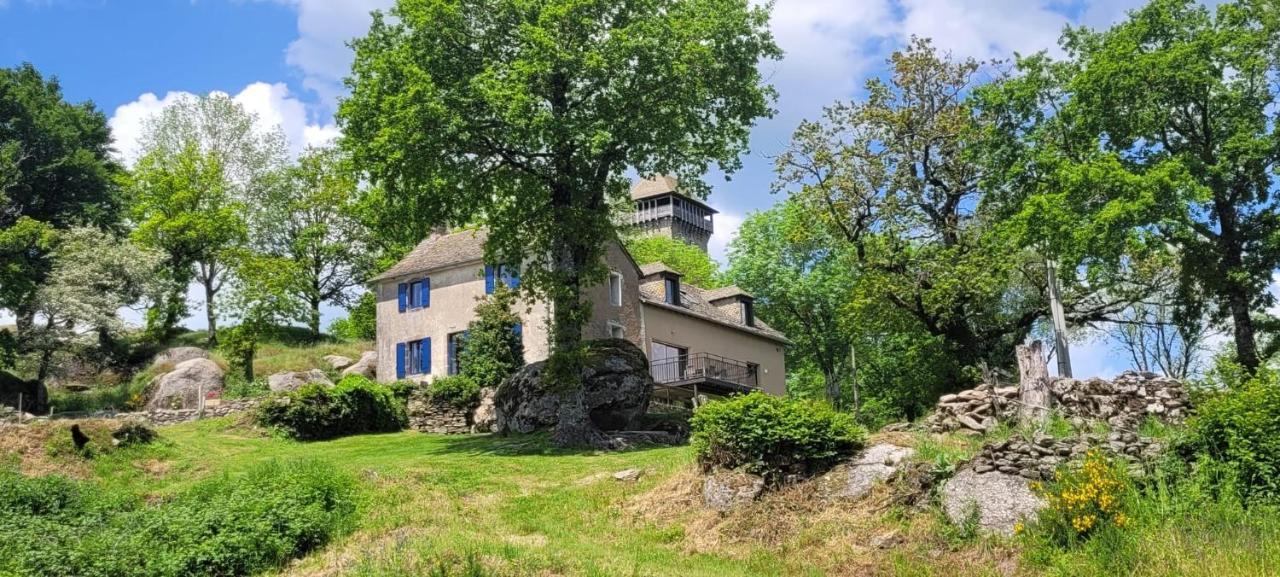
[{"x1": 1017, "y1": 341, "x2": 1052, "y2": 426}]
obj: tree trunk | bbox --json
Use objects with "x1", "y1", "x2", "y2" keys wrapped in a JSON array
[
  {"x1": 204, "y1": 276, "x2": 218, "y2": 346},
  {"x1": 309, "y1": 296, "x2": 322, "y2": 340},
  {"x1": 1227, "y1": 287, "x2": 1260, "y2": 373},
  {"x1": 548, "y1": 241, "x2": 607, "y2": 448},
  {"x1": 1017, "y1": 340, "x2": 1051, "y2": 427},
  {"x1": 35, "y1": 317, "x2": 55, "y2": 383}
]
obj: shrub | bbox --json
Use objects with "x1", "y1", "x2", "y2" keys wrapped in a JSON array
[
  {"x1": 255, "y1": 375, "x2": 407, "y2": 441},
  {"x1": 690, "y1": 392, "x2": 865, "y2": 483},
  {"x1": 1027, "y1": 449, "x2": 1134, "y2": 545},
  {"x1": 1181, "y1": 370, "x2": 1280, "y2": 502},
  {"x1": 110, "y1": 421, "x2": 157, "y2": 447},
  {"x1": 0, "y1": 460, "x2": 356, "y2": 577},
  {"x1": 428, "y1": 375, "x2": 482, "y2": 410},
  {"x1": 222, "y1": 374, "x2": 269, "y2": 399},
  {"x1": 458, "y1": 285, "x2": 524, "y2": 389}
]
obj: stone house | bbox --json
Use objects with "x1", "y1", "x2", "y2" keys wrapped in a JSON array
[{"x1": 371, "y1": 177, "x2": 789, "y2": 401}]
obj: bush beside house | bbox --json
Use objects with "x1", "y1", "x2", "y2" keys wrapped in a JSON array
[{"x1": 255, "y1": 375, "x2": 406, "y2": 441}]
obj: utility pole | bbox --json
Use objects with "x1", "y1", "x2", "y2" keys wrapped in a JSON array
[{"x1": 1045, "y1": 258, "x2": 1073, "y2": 378}]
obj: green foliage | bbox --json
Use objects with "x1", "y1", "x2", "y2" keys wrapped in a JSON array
[
  {"x1": 221, "y1": 373, "x2": 269, "y2": 400},
  {"x1": 255, "y1": 375, "x2": 407, "y2": 441},
  {"x1": 976, "y1": 0, "x2": 1280, "y2": 372},
  {"x1": 256, "y1": 146, "x2": 373, "y2": 336},
  {"x1": 459, "y1": 286, "x2": 524, "y2": 389},
  {"x1": 1181, "y1": 369, "x2": 1280, "y2": 502},
  {"x1": 0, "y1": 63, "x2": 121, "y2": 315},
  {"x1": 624, "y1": 235, "x2": 725, "y2": 288},
  {"x1": 428, "y1": 375, "x2": 482, "y2": 410},
  {"x1": 331, "y1": 291, "x2": 377, "y2": 341},
  {"x1": 690, "y1": 392, "x2": 865, "y2": 483},
  {"x1": 0, "y1": 459, "x2": 356, "y2": 577}
]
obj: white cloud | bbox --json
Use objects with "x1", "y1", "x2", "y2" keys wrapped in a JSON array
[
  {"x1": 708, "y1": 211, "x2": 744, "y2": 266},
  {"x1": 270, "y1": 0, "x2": 394, "y2": 109},
  {"x1": 109, "y1": 82, "x2": 338, "y2": 167}
]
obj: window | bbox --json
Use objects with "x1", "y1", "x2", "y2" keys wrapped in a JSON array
[
  {"x1": 447, "y1": 331, "x2": 468, "y2": 375},
  {"x1": 649, "y1": 341, "x2": 687, "y2": 383},
  {"x1": 485, "y1": 264, "x2": 520, "y2": 294},
  {"x1": 746, "y1": 363, "x2": 760, "y2": 386},
  {"x1": 406, "y1": 278, "x2": 430, "y2": 309},
  {"x1": 741, "y1": 300, "x2": 755, "y2": 327},
  {"x1": 664, "y1": 277, "x2": 681, "y2": 306},
  {"x1": 608, "y1": 271, "x2": 623, "y2": 306},
  {"x1": 407, "y1": 340, "x2": 426, "y2": 375},
  {"x1": 609, "y1": 321, "x2": 625, "y2": 339}
]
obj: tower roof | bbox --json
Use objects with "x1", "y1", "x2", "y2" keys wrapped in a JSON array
[{"x1": 630, "y1": 175, "x2": 718, "y2": 213}]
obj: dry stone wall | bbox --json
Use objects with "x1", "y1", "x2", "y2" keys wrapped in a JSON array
[{"x1": 926, "y1": 371, "x2": 1190, "y2": 434}]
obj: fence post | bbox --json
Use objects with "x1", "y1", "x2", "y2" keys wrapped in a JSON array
[
  {"x1": 16, "y1": 392, "x2": 22, "y2": 424},
  {"x1": 1017, "y1": 340, "x2": 1052, "y2": 427}
]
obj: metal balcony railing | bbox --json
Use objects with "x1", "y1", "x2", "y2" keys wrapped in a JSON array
[{"x1": 649, "y1": 352, "x2": 759, "y2": 388}]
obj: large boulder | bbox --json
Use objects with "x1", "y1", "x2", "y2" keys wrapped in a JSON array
[
  {"x1": 941, "y1": 469, "x2": 1045, "y2": 536},
  {"x1": 0, "y1": 370, "x2": 47, "y2": 414},
  {"x1": 494, "y1": 339, "x2": 652, "y2": 434},
  {"x1": 151, "y1": 346, "x2": 208, "y2": 368},
  {"x1": 703, "y1": 468, "x2": 765, "y2": 511},
  {"x1": 341, "y1": 351, "x2": 377, "y2": 379},
  {"x1": 471, "y1": 387, "x2": 497, "y2": 433},
  {"x1": 821, "y1": 443, "x2": 916, "y2": 500},
  {"x1": 323, "y1": 354, "x2": 354, "y2": 370},
  {"x1": 147, "y1": 358, "x2": 225, "y2": 410},
  {"x1": 267, "y1": 369, "x2": 334, "y2": 393}
]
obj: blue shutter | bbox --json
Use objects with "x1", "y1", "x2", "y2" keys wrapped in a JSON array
[
  {"x1": 397, "y1": 283, "x2": 408, "y2": 312},
  {"x1": 447, "y1": 336, "x2": 458, "y2": 375},
  {"x1": 420, "y1": 278, "x2": 431, "y2": 308},
  {"x1": 484, "y1": 265, "x2": 495, "y2": 294},
  {"x1": 512, "y1": 323, "x2": 523, "y2": 337},
  {"x1": 420, "y1": 337, "x2": 431, "y2": 374},
  {"x1": 395, "y1": 342, "x2": 406, "y2": 379}
]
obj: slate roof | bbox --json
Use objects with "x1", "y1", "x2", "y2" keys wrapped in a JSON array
[
  {"x1": 638, "y1": 280, "x2": 789, "y2": 344},
  {"x1": 702, "y1": 286, "x2": 752, "y2": 303},
  {"x1": 639, "y1": 262, "x2": 680, "y2": 278},
  {"x1": 370, "y1": 228, "x2": 488, "y2": 282}
]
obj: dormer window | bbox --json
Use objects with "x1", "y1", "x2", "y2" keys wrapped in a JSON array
[
  {"x1": 664, "y1": 276, "x2": 681, "y2": 306},
  {"x1": 741, "y1": 300, "x2": 755, "y2": 327}
]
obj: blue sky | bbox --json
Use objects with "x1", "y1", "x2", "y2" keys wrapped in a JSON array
[{"x1": 0, "y1": 0, "x2": 1199, "y2": 377}]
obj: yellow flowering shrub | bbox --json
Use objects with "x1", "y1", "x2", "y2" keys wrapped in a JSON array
[{"x1": 1029, "y1": 449, "x2": 1133, "y2": 544}]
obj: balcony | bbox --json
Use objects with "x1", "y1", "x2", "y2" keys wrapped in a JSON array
[
  {"x1": 649, "y1": 352, "x2": 759, "y2": 396},
  {"x1": 632, "y1": 198, "x2": 714, "y2": 234}
]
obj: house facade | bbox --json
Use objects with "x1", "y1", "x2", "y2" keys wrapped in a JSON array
[{"x1": 371, "y1": 177, "x2": 788, "y2": 400}]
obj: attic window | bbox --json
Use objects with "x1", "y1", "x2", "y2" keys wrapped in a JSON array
[
  {"x1": 741, "y1": 300, "x2": 755, "y2": 327},
  {"x1": 664, "y1": 276, "x2": 681, "y2": 306}
]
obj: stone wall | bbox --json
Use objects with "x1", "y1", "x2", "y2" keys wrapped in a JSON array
[
  {"x1": 968, "y1": 431, "x2": 1164, "y2": 481},
  {"x1": 407, "y1": 391, "x2": 472, "y2": 434},
  {"x1": 926, "y1": 371, "x2": 1190, "y2": 434},
  {"x1": 18, "y1": 398, "x2": 261, "y2": 426}
]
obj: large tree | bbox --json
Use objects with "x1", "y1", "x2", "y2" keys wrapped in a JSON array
[
  {"x1": 257, "y1": 146, "x2": 370, "y2": 337},
  {"x1": 0, "y1": 64, "x2": 121, "y2": 332},
  {"x1": 976, "y1": 0, "x2": 1280, "y2": 373},
  {"x1": 777, "y1": 39, "x2": 1141, "y2": 388},
  {"x1": 129, "y1": 144, "x2": 246, "y2": 340},
  {"x1": 341, "y1": 0, "x2": 779, "y2": 446},
  {"x1": 728, "y1": 201, "x2": 853, "y2": 404},
  {"x1": 130, "y1": 94, "x2": 286, "y2": 343}
]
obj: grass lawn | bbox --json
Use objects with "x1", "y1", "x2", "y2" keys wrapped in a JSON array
[
  {"x1": 92, "y1": 419, "x2": 792, "y2": 577},
  {"x1": 10, "y1": 418, "x2": 1280, "y2": 577}
]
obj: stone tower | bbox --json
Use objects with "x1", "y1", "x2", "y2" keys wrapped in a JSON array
[{"x1": 629, "y1": 176, "x2": 716, "y2": 252}]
